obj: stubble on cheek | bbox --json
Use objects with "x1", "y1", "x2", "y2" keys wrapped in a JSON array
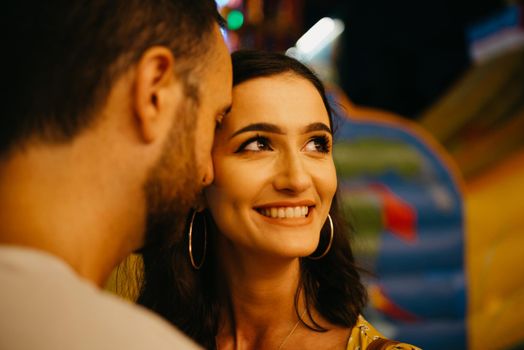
[{"x1": 142, "y1": 102, "x2": 203, "y2": 249}]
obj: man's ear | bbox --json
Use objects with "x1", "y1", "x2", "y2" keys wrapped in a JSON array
[{"x1": 133, "y1": 46, "x2": 182, "y2": 143}]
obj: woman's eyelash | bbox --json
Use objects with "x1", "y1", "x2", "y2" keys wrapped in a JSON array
[
  {"x1": 309, "y1": 135, "x2": 331, "y2": 153},
  {"x1": 234, "y1": 134, "x2": 331, "y2": 153},
  {"x1": 234, "y1": 135, "x2": 272, "y2": 153}
]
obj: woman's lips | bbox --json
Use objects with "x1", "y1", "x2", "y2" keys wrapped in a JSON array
[{"x1": 256, "y1": 206, "x2": 310, "y2": 219}]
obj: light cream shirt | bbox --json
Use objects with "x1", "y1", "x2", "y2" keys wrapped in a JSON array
[{"x1": 0, "y1": 246, "x2": 200, "y2": 350}]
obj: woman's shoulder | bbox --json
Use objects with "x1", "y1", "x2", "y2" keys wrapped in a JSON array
[{"x1": 346, "y1": 316, "x2": 421, "y2": 350}]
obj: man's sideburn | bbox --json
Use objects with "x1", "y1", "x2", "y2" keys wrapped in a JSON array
[{"x1": 142, "y1": 97, "x2": 202, "y2": 251}]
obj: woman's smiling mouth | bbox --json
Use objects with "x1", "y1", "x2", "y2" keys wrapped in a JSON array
[{"x1": 256, "y1": 206, "x2": 312, "y2": 219}]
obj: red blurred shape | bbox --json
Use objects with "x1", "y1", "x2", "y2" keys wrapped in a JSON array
[
  {"x1": 369, "y1": 183, "x2": 417, "y2": 242},
  {"x1": 369, "y1": 285, "x2": 421, "y2": 322}
]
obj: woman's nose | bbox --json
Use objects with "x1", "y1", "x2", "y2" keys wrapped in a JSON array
[{"x1": 272, "y1": 152, "x2": 312, "y2": 194}]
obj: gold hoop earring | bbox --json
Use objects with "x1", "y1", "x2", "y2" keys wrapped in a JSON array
[
  {"x1": 188, "y1": 210, "x2": 207, "y2": 270},
  {"x1": 308, "y1": 214, "x2": 334, "y2": 260}
]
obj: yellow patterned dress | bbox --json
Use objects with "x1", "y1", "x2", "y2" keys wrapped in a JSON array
[{"x1": 346, "y1": 316, "x2": 421, "y2": 350}]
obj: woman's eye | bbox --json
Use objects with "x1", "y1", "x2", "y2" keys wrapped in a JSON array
[
  {"x1": 236, "y1": 136, "x2": 273, "y2": 153},
  {"x1": 304, "y1": 136, "x2": 331, "y2": 153}
]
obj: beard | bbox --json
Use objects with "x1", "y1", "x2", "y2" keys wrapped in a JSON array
[{"x1": 140, "y1": 100, "x2": 203, "y2": 251}]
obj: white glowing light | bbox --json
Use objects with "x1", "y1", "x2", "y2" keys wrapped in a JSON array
[
  {"x1": 216, "y1": 0, "x2": 230, "y2": 8},
  {"x1": 297, "y1": 18, "x2": 335, "y2": 53},
  {"x1": 289, "y1": 17, "x2": 345, "y2": 61}
]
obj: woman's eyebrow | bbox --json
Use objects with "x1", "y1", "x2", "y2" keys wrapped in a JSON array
[
  {"x1": 302, "y1": 122, "x2": 332, "y2": 134},
  {"x1": 229, "y1": 123, "x2": 284, "y2": 139}
]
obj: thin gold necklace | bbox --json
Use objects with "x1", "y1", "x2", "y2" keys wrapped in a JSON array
[
  {"x1": 277, "y1": 308, "x2": 307, "y2": 350},
  {"x1": 216, "y1": 309, "x2": 307, "y2": 350}
]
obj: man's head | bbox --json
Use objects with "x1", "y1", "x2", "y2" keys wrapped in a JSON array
[
  {"x1": 4, "y1": 0, "x2": 224, "y2": 153},
  {"x1": 4, "y1": 1, "x2": 232, "y2": 252},
  {"x1": 143, "y1": 25, "x2": 233, "y2": 249}
]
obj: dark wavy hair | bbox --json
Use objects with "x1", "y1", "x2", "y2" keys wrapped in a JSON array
[
  {"x1": 137, "y1": 50, "x2": 367, "y2": 349},
  {"x1": 3, "y1": 0, "x2": 223, "y2": 157}
]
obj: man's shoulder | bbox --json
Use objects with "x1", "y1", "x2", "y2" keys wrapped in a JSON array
[
  {"x1": 70, "y1": 289, "x2": 201, "y2": 349},
  {"x1": 0, "y1": 247, "x2": 200, "y2": 349}
]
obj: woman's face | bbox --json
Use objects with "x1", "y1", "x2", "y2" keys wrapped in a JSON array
[{"x1": 205, "y1": 73, "x2": 337, "y2": 258}]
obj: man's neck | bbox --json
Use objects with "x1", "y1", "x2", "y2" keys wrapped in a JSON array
[{"x1": 0, "y1": 143, "x2": 146, "y2": 287}]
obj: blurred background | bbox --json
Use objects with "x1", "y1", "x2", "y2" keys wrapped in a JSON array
[{"x1": 215, "y1": 0, "x2": 524, "y2": 349}]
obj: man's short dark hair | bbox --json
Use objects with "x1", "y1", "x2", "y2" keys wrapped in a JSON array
[{"x1": 3, "y1": 0, "x2": 223, "y2": 156}]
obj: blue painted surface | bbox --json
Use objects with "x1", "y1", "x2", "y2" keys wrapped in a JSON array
[{"x1": 332, "y1": 101, "x2": 467, "y2": 349}]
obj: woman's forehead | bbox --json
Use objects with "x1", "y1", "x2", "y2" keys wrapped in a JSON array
[{"x1": 225, "y1": 75, "x2": 330, "y2": 129}]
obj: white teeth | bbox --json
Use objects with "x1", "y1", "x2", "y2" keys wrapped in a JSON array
[{"x1": 258, "y1": 206, "x2": 310, "y2": 219}]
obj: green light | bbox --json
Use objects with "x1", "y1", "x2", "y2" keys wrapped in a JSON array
[{"x1": 227, "y1": 10, "x2": 244, "y2": 31}]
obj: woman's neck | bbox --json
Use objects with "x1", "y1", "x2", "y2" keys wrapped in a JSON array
[{"x1": 216, "y1": 238, "x2": 305, "y2": 349}]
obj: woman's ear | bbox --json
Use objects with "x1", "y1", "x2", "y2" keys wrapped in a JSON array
[{"x1": 132, "y1": 46, "x2": 182, "y2": 143}]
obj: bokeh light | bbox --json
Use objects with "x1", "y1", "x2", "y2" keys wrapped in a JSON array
[
  {"x1": 227, "y1": 10, "x2": 244, "y2": 31},
  {"x1": 216, "y1": 0, "x2": 229, "y2": 8}
]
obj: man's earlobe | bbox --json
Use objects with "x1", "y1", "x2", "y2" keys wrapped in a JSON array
[{"x1": 133, "y1": 46, "x2": 180, "y2": 143}]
